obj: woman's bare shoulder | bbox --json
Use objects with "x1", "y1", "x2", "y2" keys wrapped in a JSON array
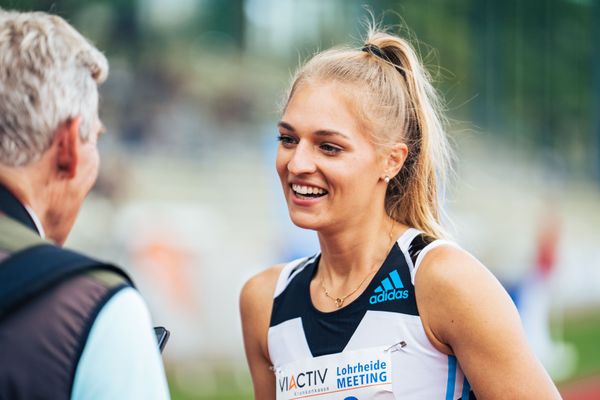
[
  {"x1": 416, "y1": 243, "x2": 491, "y2": 292},
  {"x1": 240, "y1": 263, "x2": 286, "y2": 310},
  {"x1": 414, "y1": 244, "x2": 509, "y2": 349}
]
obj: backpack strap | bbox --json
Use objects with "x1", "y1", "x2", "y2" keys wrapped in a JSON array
[
  {"x1": 0, "y1": 215, "x2": 133, "y2": 319},
  {"x1": 0, "y1": 212, "x2": 47, "y2": 254},
  {"x1": 0, "y1": 244, "x2": 133, "y2": 318}
]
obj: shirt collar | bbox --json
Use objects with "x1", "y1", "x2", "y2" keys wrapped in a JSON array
[{"x1": 24, "y1": 204, "x2": 45, "y2": 239}]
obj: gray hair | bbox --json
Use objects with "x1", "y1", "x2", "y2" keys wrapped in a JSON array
[{"x1": 0, "y1": 10, "x2": 108, "y2": 166}]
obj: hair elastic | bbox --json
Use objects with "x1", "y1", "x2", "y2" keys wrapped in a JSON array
[{"x1": 362, "y1": 43, "x2": 406, "y2": 78}]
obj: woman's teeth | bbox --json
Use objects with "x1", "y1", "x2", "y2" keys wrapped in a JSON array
[{"x1": 292, "y1": 184, "x2": 328, "y2": 197}]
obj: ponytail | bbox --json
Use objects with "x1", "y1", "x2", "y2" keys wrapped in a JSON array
[{"x1": 365, "y1": 30, "x2": 451, "y2": 239}]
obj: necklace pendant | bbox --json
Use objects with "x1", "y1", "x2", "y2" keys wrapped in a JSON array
[{"x1": 335, "y1": 298, "x2": 343, "y2": 308}]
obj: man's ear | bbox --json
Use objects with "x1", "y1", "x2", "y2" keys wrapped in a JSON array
[
  {"x1": 385, "y1": 142, "x2": 409, "y2": 180},
  {"x1": 54, "y1": 117, "x2": 81, "y2": 179}
]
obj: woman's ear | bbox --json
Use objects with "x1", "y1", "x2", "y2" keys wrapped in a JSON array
[
  {"x1": 385, "y1": 142, "x2": 408, "y2": 180},
  {"x1": 54, "y1": 117, "x2": 81, "y2": 179}
]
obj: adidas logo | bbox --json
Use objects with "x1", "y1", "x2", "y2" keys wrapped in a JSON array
[{"x1": 369, "y1": 269, "x2": 409, "y2": 305}]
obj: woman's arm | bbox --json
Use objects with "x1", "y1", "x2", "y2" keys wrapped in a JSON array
[
  {"x1": 240, "y1": 265, "x2": 284, "y2": 400},
  {"x1": 415, "y1": 245, "x2": 561, "y2": 399}
]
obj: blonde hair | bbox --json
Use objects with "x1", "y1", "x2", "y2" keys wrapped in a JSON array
[
  {"x1": 284, "y1": 27, "x2": 451, "y2": 239},
  {"x1": 0, "y1": 9, "x2": 108, "y2": 166}
]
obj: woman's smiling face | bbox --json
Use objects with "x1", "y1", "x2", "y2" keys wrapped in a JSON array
[{"x1": 276, "y1": 81, "x2": 388, "y2": 233}]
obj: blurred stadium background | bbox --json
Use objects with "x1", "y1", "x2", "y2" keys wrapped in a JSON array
[{"x1": 2, "y1": 0, "x2": 599, "y2": 398}]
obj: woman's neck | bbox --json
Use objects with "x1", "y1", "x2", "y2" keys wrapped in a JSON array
[{"x1": 316, "y1": 215, "x2": 407, "y2": 284}]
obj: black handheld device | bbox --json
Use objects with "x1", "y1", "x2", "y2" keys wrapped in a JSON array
[{"x1": 154, "y1": 326, "x2": 170, "y2": 353}]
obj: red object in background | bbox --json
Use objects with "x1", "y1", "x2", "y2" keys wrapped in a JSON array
[
  {"x1": 561, "y1": 376, "x2": 600, "y2": 400},
  {"x1": 132, "y1": 236, "x2": 197, "y2": 312},
  {"x1": 536, "y1": 213, "x2": 561, "y2": 278}
]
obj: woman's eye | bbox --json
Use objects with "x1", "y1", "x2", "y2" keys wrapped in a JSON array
[
  {"x1": 320, "y1": 143, "x2": 342, "y2": 155},
  {"x1": 277, "y1": 134, "x2": 297, "y2": 147}
]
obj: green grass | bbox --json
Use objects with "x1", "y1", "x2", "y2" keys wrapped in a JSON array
[
  {"x1": 168, "y1": 364, "x2": 253, "y2": 400},
  {"x1": 560, "y1": 309, "x2": 600, "y2": 382},
  {"x1": 171, "y1": 388, "x2": 252, "y2": 400}
]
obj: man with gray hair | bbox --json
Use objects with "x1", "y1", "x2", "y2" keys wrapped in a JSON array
[{"x1": 0, "y1": 10, "x2": 170, "y2": 399}]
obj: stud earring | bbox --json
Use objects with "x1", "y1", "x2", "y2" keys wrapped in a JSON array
[{"x1": 384, "y1": 176, "x2": 390, "y2": 184}]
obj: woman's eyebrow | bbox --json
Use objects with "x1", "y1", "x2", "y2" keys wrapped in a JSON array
[
  {"x1": 314, "y1": 130, "x2": 350, "y2": 140},
  {"x1": 277, "y1": 121, "x2": 294, "y2": 131},
  {"x1": 277, "y1": 121, "x2": 349, "y2": 140}
]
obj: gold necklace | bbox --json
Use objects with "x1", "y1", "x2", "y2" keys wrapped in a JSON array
[
  {"x1": 320, "y1": 267, "x2": 378, "y2": 308},
  {"x1": 320, "y1": 220, "x2": 396, "y2": 309}
]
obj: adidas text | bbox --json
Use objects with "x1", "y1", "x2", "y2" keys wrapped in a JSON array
[{"x1": 369, "y1": 289, "x2": 409, "y2": 304}]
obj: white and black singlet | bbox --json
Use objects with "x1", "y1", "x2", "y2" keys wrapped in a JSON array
[{"x1": 268, "y1": 228, "x2": 476, "y2": 399}]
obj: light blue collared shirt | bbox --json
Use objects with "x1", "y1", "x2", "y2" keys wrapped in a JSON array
[{"x1": 71, "y1": 288, "x2": 171, "y2": 400}]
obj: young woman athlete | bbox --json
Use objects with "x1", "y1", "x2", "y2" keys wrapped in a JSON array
[{"x1": 240, "y1": 27, "x2": 560, "y2": 399}]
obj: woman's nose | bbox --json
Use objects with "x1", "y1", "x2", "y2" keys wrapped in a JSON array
[{"x1": 287, "y1": 143, "x2": 317, "y2": 175}]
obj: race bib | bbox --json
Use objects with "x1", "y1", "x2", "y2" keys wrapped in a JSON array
[{"x1": 274, "y1": 346, "x2": 394, "y2": 400}]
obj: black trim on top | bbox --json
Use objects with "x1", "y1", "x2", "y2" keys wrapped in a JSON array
[
  {"x1": 288, "y1": 257, "x2": 313, "y2": 281},
  {"x1": 407, "y1": 233, "x2": 435, "y2": 267},
  {"x1": 0, "y1": 184, "x2": 38, "y2": 233},
  {"x1": 458, "y1": 390, "x2": 477, "y2": 400}
]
